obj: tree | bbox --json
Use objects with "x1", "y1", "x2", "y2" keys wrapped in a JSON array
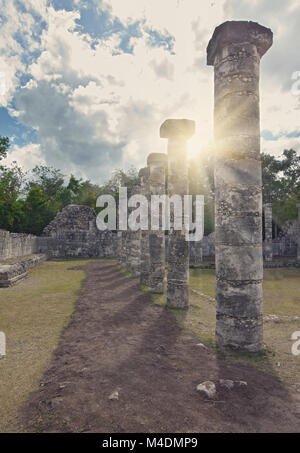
[
  {"x1": 0, "y1": 161, "x2": 25, "y2": 231},
  {"x1": 261, "y1": 149, "x2": 300, "y2": 227},
  {"x1": 0, "y1": 136, "x2": 9, "y2": 162}
]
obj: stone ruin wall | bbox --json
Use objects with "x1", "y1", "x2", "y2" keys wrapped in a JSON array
[
  {"x1": 39, "y1": 205, "x2": 117, "y2": 259},
  {"x1": 0, "y1": 229, "x2": 39, "y2": 261},
  {"x1": 0, "y1": 216, "x2": 297, "y2": 263},
  {"x1": 0, "y1": 205, "x2": 117, "y2": 262}
]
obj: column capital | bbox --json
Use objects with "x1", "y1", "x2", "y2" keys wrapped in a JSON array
[
  {"x1": 147, "y1": 153, "x2": 167, "y2": 166},
  {"x1": 264, "y1": 203, "x2": 273, "y2": 208},
  {"x1": 138, "y1": 167, "x2": 149, "y2": 178},
  {"x1": 160, "y1": 119, "x2": 195, "y2": 140},
  {"x1": 207, "y1": 20, "x2": 273, "y2": 66}
]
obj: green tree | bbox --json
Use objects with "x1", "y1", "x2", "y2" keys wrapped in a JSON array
[
  {"x1": 0, "y1": 160, "x2": 26, "y2": 231},
  {"x1": 0, "y1": 136, "x2": 9, "y2": 162},
  {"x1": 261, "y1": 149, "x2": 300, "y2": 227}
]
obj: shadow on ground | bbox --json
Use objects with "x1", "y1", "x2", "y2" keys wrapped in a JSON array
[{"x1": 18, "y1": 261, "x2": 300, "y2": 433}]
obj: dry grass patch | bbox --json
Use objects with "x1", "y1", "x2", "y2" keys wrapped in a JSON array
[{"x1": 0, "y1": 259, "x2": 93, "y2": 432}]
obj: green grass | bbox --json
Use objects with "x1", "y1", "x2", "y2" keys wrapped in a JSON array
[
  {"x1": 141, "y1": 266, "x2": 300, "y2": 384},
  {"x1": 185, "y1": 267, "x2": 300, "y2": 383},
  {"x1": 0, "y1": 259, "x2": 93, "y2": 433},
  {"x1": 189, "y1": 269, "x2": 216, "y2": 298}
]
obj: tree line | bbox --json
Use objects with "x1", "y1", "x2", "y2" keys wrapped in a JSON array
[{"x1": 0, "y1": 136, "x2": 299, "y2": 236}]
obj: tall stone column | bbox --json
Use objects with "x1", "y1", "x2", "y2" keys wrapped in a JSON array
[
  {"x1": 264, "y1": 203, "x2": 273, "y2": 262},
  {"x1": 192, "y1": 165, "x2": 203, "y2": 263},
  {"x1": 127, "y1": 179, "x2": 141, "y2": 277},
  {"x1": 160, "y1": 119, "x2": 195, "y2": 308},
  {"x1": 117, "y1": 231, "x2": 122, "y2": 262},
  {"x1": 120, "y1": 231, "x2": 127, "y2": 267},
  {"x1": 148, "y1": 153, "x2": 167, "y2": 293},
  {"x1": 122, "y1": 185, "x2": 133, "y2": 273},
  {"x1": 297, "y1": 204, "x2": 300, "y2": 261},
  {"x1": 207, "y1": 21, "x2": 273, "y2": 352},
  {"x1": 139, "y1": 167, "x2": 151, "y2": 286}
]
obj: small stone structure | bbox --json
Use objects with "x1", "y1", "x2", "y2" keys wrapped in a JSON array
[
  {"x1": 41, "y1": 204, "x2": 117, "y2": 258},
  {"x1": 264, "y1": 203, "x2": 273, "y2": 261},
  {"x1": 207, "y1": 21, "x2": 273, "y2": 352},
  {"x1": 160, "y1": 119, "x2": 195, "y2": 309},
  {"x1": 0, "y1": 254, "x2": 46, "y2": 287},
  {"x1": 148, "y1": 153, "x2": 167, "y2": 293}
]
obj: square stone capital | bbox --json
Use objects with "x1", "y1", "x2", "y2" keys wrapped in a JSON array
[
  {"x1": 207, "y1": 21, "x2": 273, "y2": 66},
  {"x1": 160, "y1": 119, "x2": 195, "y2": 140},
  {"x1": 147, "y1": 153, "x2": 168, "y2": 166}
]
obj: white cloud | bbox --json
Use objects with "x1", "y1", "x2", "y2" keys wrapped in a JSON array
[
  {"x1": 5, "y1": 143, "x2": 45, "y2": 170},
  {"x1": 261, "y1": 135, "x2": 300, "y2": 158},
  {"x1": 1, "y1": 0, "x2": 299, "y2": 183}
]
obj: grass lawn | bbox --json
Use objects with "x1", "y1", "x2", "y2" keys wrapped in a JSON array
[
  {"x1": 150, "y1": 267, "x2": 300, "y2": 385},
  {"x1": 0, "y1": 259, "x2": 92, "y2": 433}
]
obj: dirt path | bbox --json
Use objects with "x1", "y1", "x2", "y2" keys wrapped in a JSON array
[{"x1": 19, "y1": 261, "x2": 300, "y2": 433}]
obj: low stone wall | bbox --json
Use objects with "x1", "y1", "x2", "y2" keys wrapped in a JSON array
[
  {"x1": 0, "y1": 230, "x2": 38, "y2": 260},
  {"x1": 271, "y1": 237, "x2": 297, "y2": 257},
  {"x1": 189, "y1": 233, "x2": 297, "y2": 260},
  {"x1": 0, "y1": 254, "x2": 47, "y2": 287},
  {"x1": 37, "y1": 230, "x2": 117, "y2": 258}
]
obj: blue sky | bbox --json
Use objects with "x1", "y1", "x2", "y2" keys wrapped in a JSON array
[{"x1": 0, "y1": 0, "x2": 299, "y2": 183}]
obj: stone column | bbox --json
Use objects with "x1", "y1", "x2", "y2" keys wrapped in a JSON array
[
  {"x1": 160, "y1": 119, "x2": 195, "y2": 308},
  {"x1": 193, "y1": 165, "x2": 203, "y2": 263},
  {"x1": 297, "y1": 204, "x2": 300, "y2": 261},
  {"x1": 123, "y1": 186, "x2": 132, "y2": 273},
  {"x1": 264, "y1": 203, "x2": 273, "y2": 262},
  {"x1": 127, "y1": 179, "x2": 141, "y2": 277},
  {"x1": 139, "y1": 167, "x2": 151, "y2": 286},
  {"x1": 148, "y1": 153, "x2": 167, "y2": 293},
  {"x1": 207, "y1": 21, "x2": 273, "y2": 352},
  {"x1": 119, "y1": 231, "x2": 126, "y2": 267},
  {"x1": 117, "y1": 231, "x2": 122, "y2": 262}
]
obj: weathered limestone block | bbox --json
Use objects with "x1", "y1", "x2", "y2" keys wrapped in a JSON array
[
  {"x1": 147, "y1": 153, "x2": 167, "y2": 293},
  {"x1": 160, "y1": 119, "x2": 195, "y2": 308},
  {"x1": 139, "y1": 167, "x2": 151, "y2": 286},
  {"x1": 43, "y1": 205, "x2": 96, "y2": 236},
  {"x1": 207, "y1": 21, "x2": 273, "y2": 352},
  {"x1": 0, "y1": 230, "x2": 38, "y2": 261},
  {"x1": 264, "y1": 203, "x2": 273, "y2": 261},
  {"x1": 41, "y1": 204, "x2": 117, "y2": 258},
  {"x1": 0, "y1": 254, "x2": 46, "y2": 287}
]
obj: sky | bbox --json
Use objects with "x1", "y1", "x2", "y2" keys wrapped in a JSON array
[{"x1": 0, "y1": 0, "x2": 299, "y2": 184}]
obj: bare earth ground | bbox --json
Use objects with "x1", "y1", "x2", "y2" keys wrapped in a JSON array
[{"x1": 18, "y1": 261, "x2": 300, "y2": 433}]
